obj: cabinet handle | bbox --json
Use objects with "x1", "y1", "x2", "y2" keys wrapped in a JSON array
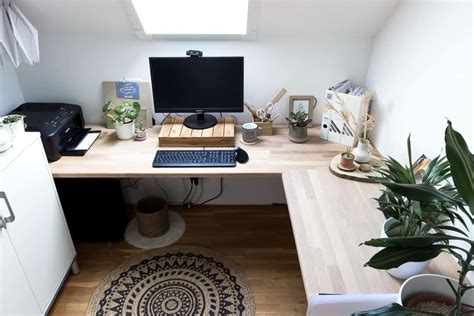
[{"x1": 0, "y1": 192, "x2": 15, "y2": 229}]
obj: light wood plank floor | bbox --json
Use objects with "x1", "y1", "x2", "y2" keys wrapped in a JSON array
[{"x1": 50, "y1": 205, "x2": 307, "y2": 315}]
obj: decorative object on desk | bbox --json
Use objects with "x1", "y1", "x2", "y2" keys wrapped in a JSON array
[
  {"x1": 87, "y1": 246, "x2": 255, "y2": 315},
  {"x1": 124, "y1": 210, "x2": 185, "y2": 249},
  {"x1": 103, "y1": 81, "x2": 153, "y2": 129},
  {"x1": 0, "y1": 114, "x2": 25, "y2": 141},
  {"x1": 358, "y1": 163, "x2": 372, "y2": 173},
  {"x1": 320, "y1": 89, "x2": 375, "y2": 146},
  {"x1": 289, "y1": 95, "x2": 316, "y2": 127},
  {"x1": 329, "y1": 154, "x2": 379, "y2": 182},
  {"x1": 286, "y1": 110, "x2": 311, "y2": 143},
  {"x1": 244, "y1": 88, "x2": 287, "y2": 136},
  {"x1": 135, "y1": 197, "x2": 170, "y2": 238},
  {"x1": 339, "y1": 147, "x2": 355, "y2": 170},
  {"x1": 135, "y1": 120, "x2": 147, "y2": 141},
  {"x1": 357, "y1": 121, "x2": 474, "y2": 316},
  {"x1": 353, "y1": 137, "x2": 373, "y2": 163},
  {"x1": 241, "y1": 122, "x2": 262, "y2": 144},
  {"x1": 102, "y1": 100, "x2": 140, "y2": 140}
]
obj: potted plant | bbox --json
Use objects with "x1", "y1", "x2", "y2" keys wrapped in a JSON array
[
  {"x1": 340, "y1": 147, "x2": 355, "y2": 170},
  {"x1": 102, "y1": 101, "x2": 140, "y2": 140},
  {"x1": 354, "y1": 121, "x2": 474, "y2": 315},
  {"x1": 135, "y1": 121, "x2": 146, "y2": 141},
  {"x1": 285, "y1": 110, "x2": 312, "y2": 143},
  {"x1": 369, "y1": 135, "x2": 459, "y2": 279},
  {"x1": 0, "y1": 114, "x2": 26, "y2": 140}
]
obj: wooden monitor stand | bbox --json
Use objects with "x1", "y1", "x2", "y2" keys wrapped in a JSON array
[{"x1": 158, "y1": 116, "x2": 235, "y2": 147}]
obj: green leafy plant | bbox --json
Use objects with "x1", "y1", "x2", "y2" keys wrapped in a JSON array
[
  {"x1": 344, "y1": 146, "x2": 354, "y2": 158},
  {"x1": 102, "y1": 101, "x2": 140, "y2": 125},
  {"x1": 0, "y1": 114, "x2": 25, "y2": 125},
  {"x1": 370, "y1": 135, "x2": 461, "y2": 238},
  {"x1": 357, "y1": 121, "x2": 473, "y2": 316},
  {"x1": 285, "y1": 111, "x2": 312, "y2": 127}
]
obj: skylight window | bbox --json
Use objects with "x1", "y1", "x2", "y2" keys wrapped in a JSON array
[{"x1": 131, "y1": 0, "x2": 249, "y2": 35}]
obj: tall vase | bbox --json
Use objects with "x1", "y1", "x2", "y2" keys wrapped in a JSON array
[{"x1": 353, "y1": 138, "x2": 372, "y2": 163}]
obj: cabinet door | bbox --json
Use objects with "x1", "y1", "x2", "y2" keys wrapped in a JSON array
[
  {"x1": 0, "y1": 227, "x2": 41, "y2": 316},
  {"x1": 0, "y1": 139, "x2": 76, "y2": 313}
]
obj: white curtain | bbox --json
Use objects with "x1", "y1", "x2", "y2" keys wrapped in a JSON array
[{"x1": 0, "y1": 0, "x2": 39, "y2": 67}]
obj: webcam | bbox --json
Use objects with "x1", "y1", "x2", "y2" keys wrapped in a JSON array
[{"x1": 186, "y1": 50, "x2": 203, "y2": 57}]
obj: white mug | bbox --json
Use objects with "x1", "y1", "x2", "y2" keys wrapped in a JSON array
[{"x1": 242, "y1": 123, "x2": 262, "y2": 143}]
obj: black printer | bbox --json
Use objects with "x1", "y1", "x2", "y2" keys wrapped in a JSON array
[{"x1": 11, "y1": 103, "x2": 92, "y2": 162}]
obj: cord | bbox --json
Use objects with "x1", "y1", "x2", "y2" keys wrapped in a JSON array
[
  {"x1": 200, "y1": 178, "x2": 223, "y2": 205},
  {"x1": 122, "y1": 178, "x2": 142, "y2": 189},
  {"x1": 154, "y1": 179, "x2": 169, "y2": 200},
  {"x1": 182, "y1": 179, "x2": 194, "y2": 205}
]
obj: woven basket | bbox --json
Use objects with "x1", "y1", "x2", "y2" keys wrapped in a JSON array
[{"x1": 136, "y1": 197, "x2": 170, "y2": 238}]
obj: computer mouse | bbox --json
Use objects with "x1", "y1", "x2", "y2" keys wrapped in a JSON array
[{"x1": 235, "y1": 147, "x2": 249, "y2": 164}]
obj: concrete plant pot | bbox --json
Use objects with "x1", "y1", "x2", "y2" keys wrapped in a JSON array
[{"x1": 288, "y1": 125, "x2": 308, "y2": 143}]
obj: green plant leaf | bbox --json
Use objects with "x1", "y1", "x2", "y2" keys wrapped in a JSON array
[
  {"x1": 102, "y1": 101, "x2": 111, "y2": 113},
  {"x1": 379, "y1": 182, "x2": 462, "y2": 206},
  {"x1": 132, "y1": 102, "x2": 141, "y2": 112},
  {"x1": 114, "y1": 105, "x2": 125, "y2": 115},
  {"x1": 364, "y1": 245, "x2": 444, "y2": 269},
  {"x1": 352, "y1": 303, "x2": 441, "y2": 315},
  {"x1": 128, "y1": 109, "x2": 139, "y2": 120},
  {"x1": 445, "y1": 120, "x2": 474, "y2": 212},
  {"x1": 407, "y1": 134, "x2": 416, "y2": 181}
]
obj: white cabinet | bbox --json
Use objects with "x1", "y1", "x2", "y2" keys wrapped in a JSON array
[{"x1": 0, "y1": 133, "x2": 76, "y2": 315}]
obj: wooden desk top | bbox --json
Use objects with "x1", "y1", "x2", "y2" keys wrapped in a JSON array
[
  {"x1": 50, "y1": 125, "x2": 345, "y2": 178},
  {"x1": 282, "y1": 169, "x2": 459, "y2": 299}
]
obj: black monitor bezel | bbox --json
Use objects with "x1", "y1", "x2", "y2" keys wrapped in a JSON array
[{"x1": 149, "y1": 56, "x2": 244, "y2": 113}]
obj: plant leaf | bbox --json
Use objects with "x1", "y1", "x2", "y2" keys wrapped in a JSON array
[
  {"x1": 445, "y1": 120, "x2": 474, "y2": 212},
  {"x1": 379, "y1": 182, "x2": 463, "y2": 206},
  {"x1": 364, "y1": 245, "x2": 444, "y2": 269}
]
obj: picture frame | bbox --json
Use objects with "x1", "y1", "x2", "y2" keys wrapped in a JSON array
[{"x1": 289, "y1": 95, "x2": 317, "y2": 127}]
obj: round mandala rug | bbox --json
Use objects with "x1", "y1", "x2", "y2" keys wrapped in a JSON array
[{"x1": 87, "y1": 246, "x2": 255, "y2": 316}]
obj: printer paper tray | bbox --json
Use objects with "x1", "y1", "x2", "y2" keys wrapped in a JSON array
[{"x1": 63, "y1": 130, "x2": 101, "y2": 156}]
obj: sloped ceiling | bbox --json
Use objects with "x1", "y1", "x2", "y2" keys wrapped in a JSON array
[{"x1": 15, "y1": 0, "x2": 399, "y2": 38}]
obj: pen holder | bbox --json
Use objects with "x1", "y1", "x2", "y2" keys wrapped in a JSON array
[{"x1": 251, "y1": 116, "x2": 273, "y2": 136}]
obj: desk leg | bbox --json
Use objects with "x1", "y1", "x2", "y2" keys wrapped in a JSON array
[{"x1": 71, "y1": 259, "x2": 80, "y2": 275}]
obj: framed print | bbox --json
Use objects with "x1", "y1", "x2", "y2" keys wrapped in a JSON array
[{"x1": 289, "y1": 95, "x2": 317, "y2": 127}]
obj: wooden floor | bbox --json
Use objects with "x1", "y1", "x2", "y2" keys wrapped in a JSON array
[{"x1": 50, "y1": 205, "x2": 307, "y2": 315}]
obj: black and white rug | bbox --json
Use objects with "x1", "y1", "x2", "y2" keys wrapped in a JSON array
[{"x1": 87, "y1": 246, "x2": 255, "y2": 315}]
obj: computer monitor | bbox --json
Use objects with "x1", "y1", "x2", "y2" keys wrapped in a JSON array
[{"x1": 149, "y1": 56, "x2": 244, "y2": 129}]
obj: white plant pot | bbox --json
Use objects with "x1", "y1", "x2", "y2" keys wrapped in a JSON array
[
  {"x1": 398, "y1": 274, "x2": 474, "y2": 308},
  {"x1": 0, "y1": 116, "x2": 25, "y2": 141},
  {"x1": 115, "y1": 121, "x2": 135, "y2": 140},
  {"x1": 380, "y1": 218, "x2": 430, "y2": 280},
  {"x1": 353, "y1": 138, "x2": 372, "y2": 163}
]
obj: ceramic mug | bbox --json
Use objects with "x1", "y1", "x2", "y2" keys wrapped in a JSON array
[{"x1": 242, "y1": 122, "x2": 262, "y2": 143}]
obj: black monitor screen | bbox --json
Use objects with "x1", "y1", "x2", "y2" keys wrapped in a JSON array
[{"x1": 149, "y1": 57, "x2": 244, "y2": 113}]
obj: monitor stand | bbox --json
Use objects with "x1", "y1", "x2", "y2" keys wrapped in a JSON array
[{"x1": 183, "y1": 111, "x2": 217, "y2": 129}]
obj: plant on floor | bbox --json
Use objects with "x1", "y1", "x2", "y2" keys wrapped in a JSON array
[
  {"x1": 370, "y1": 135, "x2": 461, "y2": 238},
  {"x1": 102, "y1": 101, "x2": 140, "y2": 125},
  {"x1": 285, "y1": 110, "x2": 312, "y2": 127},
  {"x1": 354, "y1": 121, "x2": 474, "y2": 316}
]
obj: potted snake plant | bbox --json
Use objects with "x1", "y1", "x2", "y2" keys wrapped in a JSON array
[
  {"x1": 102, "y1": 101, "x2": 141, "y2": 140},
  {"x1": 353, "y1": 121, "x2": 474, "y2": 316},
  {"x1": 286, "y1": 111, "x2": 312, "y2": 143}
]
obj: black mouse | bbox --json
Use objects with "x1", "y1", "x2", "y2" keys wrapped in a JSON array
[{"x1": 235, "y1": 147, "x2": 249, "y2": 164}]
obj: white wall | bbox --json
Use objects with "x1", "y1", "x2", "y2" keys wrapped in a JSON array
[
  {"x1": 366, "y1": 0, "x2": 473, "y2": 283},
  {"x1": 16, "y1": 36, "x2": 372, "y2": 126},
  {"x1": 366, "y1": 1, "x2": 473, "y2": 161},
  {"x1": 0, "y1": 60, "x2": 25, "y2": 116}
]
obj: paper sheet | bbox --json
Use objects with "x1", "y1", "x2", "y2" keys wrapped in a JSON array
[{"x1": 73, "y1": 132, "x2": 100, "y2": 151}]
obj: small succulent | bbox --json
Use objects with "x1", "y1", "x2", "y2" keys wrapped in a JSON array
[
  {"x1": 343, "y1": 146, "x2": 354, "y2": 158},
  {"x1": 102, "y1": 101, "x2": 140, "y2": 125},
  {"x1": 285, "y1": 111, "x2": 312, "y2": 127}
]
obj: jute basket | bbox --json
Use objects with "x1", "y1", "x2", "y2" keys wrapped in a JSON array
[{"x1": 136, "y1": 197, "x2": 170, "y2": 238}]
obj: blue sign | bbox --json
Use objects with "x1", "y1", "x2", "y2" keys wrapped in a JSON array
[{"x1": 115, "y1": 82, "x2": 140, "y2": 99}]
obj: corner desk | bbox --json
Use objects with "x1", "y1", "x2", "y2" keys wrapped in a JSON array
[{"x1": 50, "y1": 125, "x2": 458, "y2": 301}]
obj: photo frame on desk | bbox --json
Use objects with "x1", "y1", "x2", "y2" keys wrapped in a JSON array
[
  {"x1": 289, "y1": 95, "x2": 317, "y2": 127},
  {"x1": 102, "y1": 81, "x2": 153, "y2": 129}
]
